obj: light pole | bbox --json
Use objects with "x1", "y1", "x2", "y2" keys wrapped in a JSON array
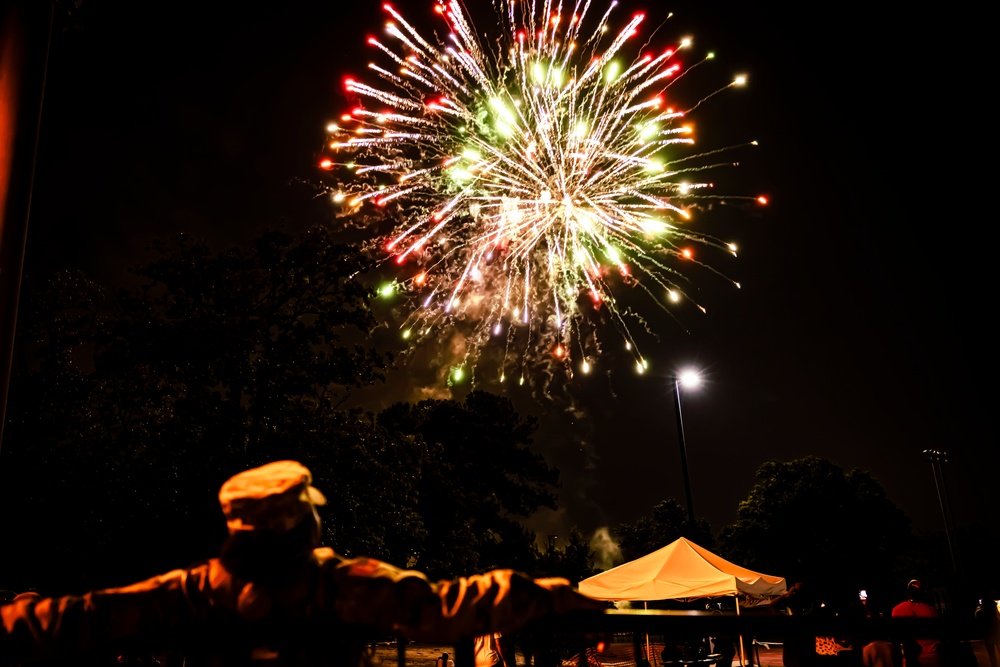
[
  {"x1": 673, "y1": 369, "x2": 701, "y2": 525},
  {"x1": 923, "y1": 448, "x2": 958, "y2": 572}
]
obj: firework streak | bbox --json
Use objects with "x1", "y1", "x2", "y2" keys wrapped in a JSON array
[{"x1": 324, "y1": 0, "x2": 762, "y2": 383}]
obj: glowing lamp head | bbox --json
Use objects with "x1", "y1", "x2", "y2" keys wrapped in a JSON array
[{"x1": 677, "y1": 368, "x2": 701, "y2": 389}]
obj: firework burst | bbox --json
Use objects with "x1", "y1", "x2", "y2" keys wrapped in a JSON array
[{"x1": 324, "y1": 0, "x2": 762, "y2": 383}]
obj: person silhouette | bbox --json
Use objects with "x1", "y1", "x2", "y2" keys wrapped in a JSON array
[
  {"x1": 1, "y1": 460, "x2": 603, "y2": 665},
  {"x1": 891, "y1": 580, "x2": 940, "y2": 667},
  {"x1": 976, "y1": 596, "x2": 1000, "y2": 667}
]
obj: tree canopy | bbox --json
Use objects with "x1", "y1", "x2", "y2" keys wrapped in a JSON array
[
  {"x1": 377, "y1": 391, "x2": 560, "y2": 579},
  {"x1": 0, "y1": 227, "x2": 565, "y2": 593},
  {"x1": 719, "y1": 456, "x2": 915, "y2": 606},
  {"x1": 614, "y1": 498, "x2": 715, "y2": 563}
]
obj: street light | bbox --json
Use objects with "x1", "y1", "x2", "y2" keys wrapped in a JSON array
[
  {"x1": 923, "y1": 448, "x2": 958, "y2": 572},
  {"x1": 673, "y1": 368, "x2": 702, "y2": 525}
]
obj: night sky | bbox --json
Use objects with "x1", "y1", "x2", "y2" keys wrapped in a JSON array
[{"x1": 19, "y1": 1, "x2": 992, "y2": 547}]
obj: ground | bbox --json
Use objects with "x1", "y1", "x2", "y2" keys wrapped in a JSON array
[
  {"x1": 370, "y1": 641, "x2": 994, "y2": 667},
  {"x1": 369, "y1": 642, "x2": 786, "y2": 667}
]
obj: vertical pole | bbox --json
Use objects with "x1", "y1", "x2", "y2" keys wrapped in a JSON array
[
  {"x1": 937, "y1": 456, "x2": 959, "y2": 570},
  {"x1": 632, "y1": 625, "x2": 644, "y2": 666},
  {"x1": 0, "y1": 0, "x2": 54, "y2": 454},
  {"x1": 644, "y1": 600, "x2": 651, "y2": 664},
  {"x1": 923, "y1": 449, "x2": 958, "y2": 572},
  {"x1": 735, "y1": 597, "x2": 746, "y2": 667},
  {"x1": 396, "y1": 637, "x2": 408, "y2": 667},
  {"x1": 673, "y1": 378, "x2": 695, "y2": 525},
  {"x1": 456, "y1": 638, "x2": 475, "y2": 667}
]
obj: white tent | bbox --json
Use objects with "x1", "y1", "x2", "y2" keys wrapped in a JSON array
[
  {"x1": 579, "y1": 537, "x2": 785, "y2": 667},
  {"x1": 579, "y1": 537, "x2": 786, "y2": 601}
]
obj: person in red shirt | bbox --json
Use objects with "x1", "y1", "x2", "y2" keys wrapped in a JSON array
[{"x1": 891, "y1": 580, "x2": 940, "y2": 667}]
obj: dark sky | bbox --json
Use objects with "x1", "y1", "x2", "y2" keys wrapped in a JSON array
[{"x1": 21, "y1": 1, "x2": 991, "y2": 545}]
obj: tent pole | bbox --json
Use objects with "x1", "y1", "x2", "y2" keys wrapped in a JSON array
[
  {"x1": 736, "y1": 596, "x2": 746, "y2": 667},
  {"x1": 644, "y1": 601, "x2": 651, "y2": 664}
]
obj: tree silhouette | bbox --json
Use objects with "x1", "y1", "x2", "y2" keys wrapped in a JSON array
[
  {"x1": 378, "y1": 391, "x2": 559, "y2": 579},
  {"x1": 719, "y1": 456, "x2": 915, "y2": 606},
  {"x1": 533, "y1": 528, "x2": 597, "y2": 584},
  {"x1": 615, "y1": 498, "x2": 715, "y2": 563},
  {"x1": 1, "y1": 227, "x2": 563, "y2": 593},
  {"x1": 1, "y1": 228, "x2": 393, "y2": 591}
]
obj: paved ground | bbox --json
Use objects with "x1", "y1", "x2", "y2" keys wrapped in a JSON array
[{"x1": 373, "y1": 640, "x2": 995, "y2": 667}]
